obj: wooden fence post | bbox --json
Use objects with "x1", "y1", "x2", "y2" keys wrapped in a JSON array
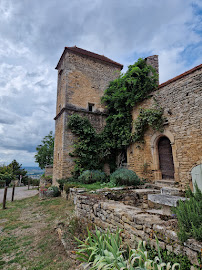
[
  {"x1": 11, "y1": 185, "x2": 15, "y2": 202},
  {"x1": 3, "y1": 186, "x2": 8, "y2": 209}
]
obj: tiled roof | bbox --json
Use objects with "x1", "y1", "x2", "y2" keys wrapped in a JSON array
[
  {"x1": 55, "y1": 46, "x2": 123, "y2": 69},
  {"x1": 158, "y1": 63, "x2": 202, "y2": 88}
]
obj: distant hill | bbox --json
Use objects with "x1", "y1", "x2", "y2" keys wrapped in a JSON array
[{"x1": 23, "y1": 167, "x2": 44, "y2": 179}]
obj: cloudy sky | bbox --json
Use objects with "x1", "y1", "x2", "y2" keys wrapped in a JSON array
[{"x1": 0, "y1": 0, "x2": 202, "y2": 167}]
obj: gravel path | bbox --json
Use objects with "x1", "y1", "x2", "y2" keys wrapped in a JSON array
[{"x1": 0, "y1": 186, "x2": 38, "y2": 203}]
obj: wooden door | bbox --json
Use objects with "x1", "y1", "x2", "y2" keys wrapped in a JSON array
[{"x1": 158, "y1": 137, "x2": 174, "y2": 179}]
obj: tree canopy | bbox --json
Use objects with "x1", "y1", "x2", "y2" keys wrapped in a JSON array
[
  {"x1": 35, "y1": 131, "x2": 54, "y2": 169},
  {"x1": 0, "y1": 160, "x2": 27, "y2": 186}
]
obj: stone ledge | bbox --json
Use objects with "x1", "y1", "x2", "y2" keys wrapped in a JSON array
[{"x1": 148, "y1": 194, "x2": 187, "y2": 207}]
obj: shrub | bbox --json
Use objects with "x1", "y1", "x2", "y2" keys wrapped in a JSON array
[
  {"x1": 173, "y1": 183, "x2": 202, "y2": 242},
  {"x1": 78, "y1": 170, "x2": 93, "y2": 184},
  {"x1": 48, "y1": 186, "x2": 60, "y2": 197},
  {"x1": 78, "y1": 170, "x2": 107, "y2": 184},
  {"x1": 30, "y1": 178, "x2": 40, "y2": 186},
  {"x1": 147, "y1": 244, "x2": 191, "y2": 270},
  {"x1": 110, "y1": 168, "x2": 140, "y2": 186},
  {"x1": 43, "y1": 175, "x2": 52, "y2": 184},
  {"x1": 91, "y1": 170, "x2": 107, "y2": 183},
  {"x1": 64, "y1": 183, "x2": 79, "y2": 194},
  {"x1": 57, "y1": 178, "x2": 69, "y2": 191}
]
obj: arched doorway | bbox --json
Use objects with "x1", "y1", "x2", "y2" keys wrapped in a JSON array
[{"x1": 158, "y1": 136, "x2": 174, "y2": 179}]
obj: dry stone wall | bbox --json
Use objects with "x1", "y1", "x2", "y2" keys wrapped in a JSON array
[{"x1": 72, "y1": 190, "x2": 202, "y2": 268}]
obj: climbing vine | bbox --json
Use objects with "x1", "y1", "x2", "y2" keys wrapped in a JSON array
[
  {"x1": 68, "y1": 58, "x2": 164, "y2": 176},
  {"x1": 67, "y1": 114, "x2": 105, "y2": 176},
  {"x1": 133, "y1": 107, "x2": 165, "y2": 143},
  {"x1": 101, "y1": 58, "x2": 158, "y2": 151}
]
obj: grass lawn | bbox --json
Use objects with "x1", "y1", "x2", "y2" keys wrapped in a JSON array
[{"x1": 0, "y1": 196, "x2": 78, "y2": 270}]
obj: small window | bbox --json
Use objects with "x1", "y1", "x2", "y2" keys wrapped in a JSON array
[
  {"x1": 88, "y1": 103, "x2": 94, "y2": 112},
  {"x1": 59, "y1": 69, "x2": 63, "y2": 75}
]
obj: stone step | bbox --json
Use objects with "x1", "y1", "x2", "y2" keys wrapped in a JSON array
[
  {"x1": 143, "y1": 183, "x2": 161, "y2": 190},
  {"x1": 155, "y1": 179, "x2": 175, "y2": 187},
  {"x1": 160, "y1": 186, "x2": 181, "y2": 196},
  {"x1": 148, "y1": 194, "x2": 187, "y2": 207}
]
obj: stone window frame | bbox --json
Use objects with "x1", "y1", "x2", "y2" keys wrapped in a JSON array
[{"x1": 88, "y1": 103, "x2": 95, "y2": 112}]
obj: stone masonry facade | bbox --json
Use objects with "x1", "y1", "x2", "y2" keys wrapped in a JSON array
[
  {"x1": 128, "y1": 65, "x2": 202, "y2": 189},
  {"x1": 71, "y1": 190, "x2": 202, "y2": 268},
  {"x1": 53, "y1": 47, "x2": 122, "y2": 183},
  {"x1": 53, "y1": 46, "x2": 202, "y2": 189}
]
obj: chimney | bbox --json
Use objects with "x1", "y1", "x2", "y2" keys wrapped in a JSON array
[{"x1": 145, "y1": 55, "x2": 159, "y2": 84}]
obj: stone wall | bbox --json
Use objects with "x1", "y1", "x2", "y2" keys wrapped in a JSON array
[
  {"x1": 45, "y1": 165, "x2": 53, "y2": 177},
  {"x1": 128, "y1": 66, "x2": 202, "y2": 189},
  {"x1": 73, "y1": 191, "x2": 202, "y2": 268},
  {"x1": 53, "y1": 46, "x2": 202, "y2": 188},
  {"x1": 56, "y1": 50, "x2": 122, "y2": 114},
  {"x1": 145, "y1": 55, "x2": 159, "y2": 84},
  {"x1": 53, "y1": 49, "x2": 122, "y2": 184}
]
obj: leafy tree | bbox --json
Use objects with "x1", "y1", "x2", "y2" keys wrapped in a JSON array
[
  {"x1": 0, "y1": 160, "x2": 27, "y2": 186},
  {"x1": 0, "y1": 165, "x2": 13, "y2": 186},
  {"x1": 8, "y1": 159, "x2": 28, "y2": 185},
  {"x1": 35, "y1": 131, "x2": 54, "y2": 169}
]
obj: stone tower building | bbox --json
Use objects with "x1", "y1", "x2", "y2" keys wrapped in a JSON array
[
  {"x1": 53, "y1": 46, "x2": 202, "y2": 189},
  {"x1": 53, "y1": 46, "x2": 123, "y2": 183}
]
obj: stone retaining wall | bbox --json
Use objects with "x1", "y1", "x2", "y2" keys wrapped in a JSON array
[{"x1": 72, "y1": 191, "x2": 201, "y2": 268}]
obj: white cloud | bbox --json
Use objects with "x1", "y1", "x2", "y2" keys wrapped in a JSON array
[
  {"x1": 158, "y1": 48, "x2": 186, "y2": 83},
  {"x1": 0, "y1": 148, "x2": 37, "y2": 167},
  {"x1": 0, "y1": 0, "x2": 201, "y2": 166}
]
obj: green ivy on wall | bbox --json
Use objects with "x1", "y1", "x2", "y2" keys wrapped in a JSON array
[
  {"x1": 101, "y1": 58, "x2": 158, "y2": 151},
  {"x1": 133, "y1": 107, "x2": 165, "y2": 143},
  {"x1": 67, "y1": 114, "x2": 105, "y2": 176},
  {"x1": 68, "y1": 58, "x2": 165, "y2": 176}
]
